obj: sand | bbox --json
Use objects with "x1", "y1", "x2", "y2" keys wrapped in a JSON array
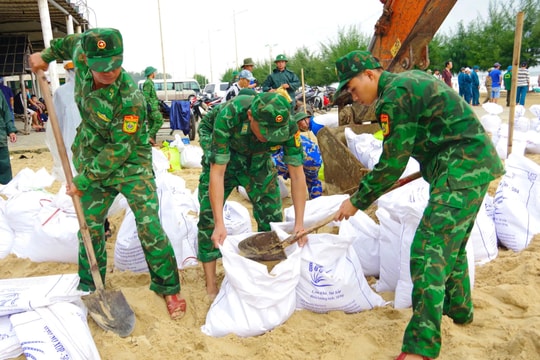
[{"x1": 3, "y1": 111, "x2": 540, "y2": 359}]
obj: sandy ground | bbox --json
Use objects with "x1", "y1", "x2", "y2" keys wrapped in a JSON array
[{"x1": 3, "y1": 96, "x2": 540, "y2": 359}]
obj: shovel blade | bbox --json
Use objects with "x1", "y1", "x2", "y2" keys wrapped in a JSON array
[
  {"x1": 238, "y1": 231, "x2": 287, "y2": 262},
  {"x1": 83, "y1": 289, "x2": 136, "y2": 338}
]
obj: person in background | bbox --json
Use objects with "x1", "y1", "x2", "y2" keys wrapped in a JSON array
[
  {"x1": 142, "y1": 66, "x2": 164, "y2": 146},
  {"x1": 241, "y1": 57, "x2": 257, "y2": 89},
  {"x1": 262, "y1": 54, "x2": 301, "y2": 109},
  {"x1": 197, "y1": 92, "x2": 307, "y2": 299},
  {"x1": 483, "y1": 68, "x2": 493, "y2": 104},
  {"x1": 272, "y1": 111, "x2": 322, "y2": 199},
  {"x1": 489, "y1": 62, "x2": 502, "y2": 104},
  {"x1": 222, "y1": 69, "x2": 255, "y2": 102},
  {"x1": 432, "y1": 69, "x2": 442, "y2": 81},
  {"x1": 0, "y1": 91, "x2": 17, "y2": 185},
  {"x1": 470, "y1": 65, "x2": 480, "y2": 106},
  {"x1": 516, "y1": 62, "x2": 530, "y2": 106},
  {"x1": 0, "y1": 77, "x2": 14, "y2": 124},
  {"x1": 503, "y1": 65, "x2": 512, "y2": 107},
  {"x1": 442, "y1": 61, "x2": 453, "y2": 88},
  {"x1": 13, "y1": 87, "x2": 44, "y2": 131},
  {"x1": 29, "y1": 28, "x2": 187, "y2": 320},
  {"x1": 332, "y1": 50, "x2": 504, "y2": 360}
]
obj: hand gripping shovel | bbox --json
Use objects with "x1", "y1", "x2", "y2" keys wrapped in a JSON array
[
  {"x1": 238, "y1": 171, "x2": 422, "y2": 262},
  {"x1": 37, "y1": 70, "x2": 135, "y2": 337}
]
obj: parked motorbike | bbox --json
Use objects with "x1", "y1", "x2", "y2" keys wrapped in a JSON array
[{"x1": 295, "y1": 85, "x2": 325, "y2": 112}]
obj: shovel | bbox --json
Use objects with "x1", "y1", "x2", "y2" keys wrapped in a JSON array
[
  {"x1": 238, "y1": 170, "x2": 422, "y2": 262},
  {"x1": 37, "y1": 70, "x2": 135, "y2": 338}
]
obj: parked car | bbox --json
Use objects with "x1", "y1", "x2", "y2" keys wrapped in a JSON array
[
  {"x1": 203, "y1": 82, "x2": 229, "y2": 99},
  {"x1": 138, "y1": 78, "x2": 201, "y2": 101}
]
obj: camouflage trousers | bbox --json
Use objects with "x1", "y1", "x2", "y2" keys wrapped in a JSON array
[
  {"x1": 402, "y1": 183, "x2": 488, "y2": 358},
  {"x1": 147, "y1": 108, "x2": 164, "y2": 140},
  {"x1": 77, "y1": 178, "x2": 180, "y2": 295},
  {"x1": 197, "y1": 152, "x2": 282, "y2": 263},
  {"x1": 0, "y1": 146, "x2": 12, "y2": 185}
]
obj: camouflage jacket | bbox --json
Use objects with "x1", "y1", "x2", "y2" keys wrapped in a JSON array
[
  {"x1": 142, "y1": 78, "x2": 159, "y2": 112},
  {"x1": 41, "y1": 34, "x2": 152, "y2": 191},
  {"x1": 350, "y1": 70, "x2": 504, "y2": 210},
  {"x1": 200, "y1": 94, "x2": 303, "y2": 167}
]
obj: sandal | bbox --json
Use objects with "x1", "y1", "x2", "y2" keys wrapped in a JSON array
[
  {"x1": 395, "y1": 353, "x2": 432, "y2": 360},
  {"x1": 164, "y1": 294, "x2": 186, "y2": 320}
]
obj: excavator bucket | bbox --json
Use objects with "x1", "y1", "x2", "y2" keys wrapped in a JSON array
[{"x1": 317, "y1": 123, "x2": 381, "y2": 195}]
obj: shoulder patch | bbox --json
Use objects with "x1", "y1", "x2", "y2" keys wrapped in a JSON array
[
  {"x1": 380, "y1": 113, "x2": 390, "y2": 136},
  {"x1": 122, "y1": 115, "x2": 139, "y2": 134},
  {"x1": 294, "y1": 131, "x2": 301, "y2": 147}
]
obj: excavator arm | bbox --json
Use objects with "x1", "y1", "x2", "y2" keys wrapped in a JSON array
[
  {"x1": 370, "y1": 0, "x2": 457, "y2": 72},
  {"x1": 321, "y1": 0, "x2": 457, "y2": 195}
]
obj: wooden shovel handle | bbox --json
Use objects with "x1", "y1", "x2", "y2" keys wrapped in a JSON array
[
  {"x1": 281, "y1": 171, "x2": 422, "y2": 248},
  {"x1": 36, "y1": 70, "x2": 105, "y2": 291}
]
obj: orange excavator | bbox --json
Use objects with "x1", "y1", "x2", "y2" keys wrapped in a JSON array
[{"x1": 318, "y1": 0, "x2": 457, "y2": 194}]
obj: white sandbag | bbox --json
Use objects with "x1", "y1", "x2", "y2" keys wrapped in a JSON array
[
  {"x1": 223, "y1": 201, "x2": 252, "y2": 235},
  {"x1": 0, "y1": 315, "x2": 22, "y2": 359},
  {"x1": 152, "y1": 146, "x2": 172, "y2": 175},
  {"x1": 10, "y1": 302, "x2": 100, "y2": 360},
  {"x1": 525, "y1": 130, "x2": 540, "y2": 154},
  {"x1": 394, "y1": 235, "x2": 475, "y2": 309},
  {"x1": 24, "y1": 186, "x2": 79, "y2": 263},
  {"x1": 312, "y1": 113, "x2": 338, "y2": 128},
  {"x1": 494, "y1": 124, "x2": 528, "y2": 159},
  {"x1": 375, "y1": 178, "x2": 429, "y2": 292},
  {"x1": 0, "y1": 274, "x2": 84, "y2": 317},
  {"x1": 470, "y1": 195, "x2": 498, "y2": 265},
  {"x1": 0, "y1": 168, "x2": 55, "y2": 199},
  {"x1": 6, "y1": 190, "x2": 55, "y2": 258},
  {"x1": 296, "y1": 233, "x2": 386, "y2": 313},
  {"x1": 494, "y1": 153, "x2": 540, "y2": 251},
  {"x1": 180, "y1": 145, "x2": 203, "y2": 168},
  {"x1": 529, "y1": 105, "x2": 540, "y2": 131},
  {"x1": 115, "y1": 172, "x2": 199, "y2": 272},
  {"x1": 201, "y1": 233, "x2": 301, "y2": 337},
  {"x1": 338, "y1": 210, "x2": 380, "y2": 277},
  {"x1": 0, "y1": 198, "x2": 15, "y2": 259},
  {"x1": 283, "y1": 194, "x2": 349, "y2": 223},
  {"x1": 480, "y1": 102, "x2": 504, "y2": 137},
  {"x1": 344, "y1": 129, "x2": 382, "y2": 170}
]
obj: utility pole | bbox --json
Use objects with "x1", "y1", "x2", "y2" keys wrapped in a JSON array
[{"x1": 265, "y1": 43, "x2": 277, "y2": 74}]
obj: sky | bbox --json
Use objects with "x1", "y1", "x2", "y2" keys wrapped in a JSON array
[{"x1": 82, "y1": 0, "x2": 495, "y2": 82}]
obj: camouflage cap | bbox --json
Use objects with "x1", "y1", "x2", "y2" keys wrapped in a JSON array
[
  {"x1": 238, "y1": 88, "x2": 256, "y2": 96},
  {"x1": 335, "y1": 50, "x2": 381, "y2": 96},
  {"x1": 82, "y1": 28, "x2": 123, "y2": 72},
  {"x1": 251, "y1": 92, "x2": 291, "y2": 142}
]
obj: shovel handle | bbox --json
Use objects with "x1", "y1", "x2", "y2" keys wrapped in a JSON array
[
  {"x1": 36, "y1": 70, "x2": 105, "y2": 292},
  {"x1": 282, "y1": 213, "x2": 336, "y2": 247}
]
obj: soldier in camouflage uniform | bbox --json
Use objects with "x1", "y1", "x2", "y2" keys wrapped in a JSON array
[
  {"x1": 142, "y1": 66, "x2": 163, "y2": 145},
  {"x1": 197, "y1": 92, "x2": 307, "y2": 298},
  {"x1": 29, "y1": 28, "x2": 186, "y2": 320},
  {"x1": 262, "y1": 54, "x2": 301, "y2": 109},
  {"x1": 332, "y1": 51, "x2": 504, "y2": 360}
]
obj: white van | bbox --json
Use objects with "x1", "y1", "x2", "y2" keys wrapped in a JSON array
[{"x1": 138, "y1": 78, "x2": 201, "y2": 101}]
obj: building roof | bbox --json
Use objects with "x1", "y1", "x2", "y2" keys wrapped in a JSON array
[{"x1": 0, "y1": 0, "x2": 89, "y2": 76}]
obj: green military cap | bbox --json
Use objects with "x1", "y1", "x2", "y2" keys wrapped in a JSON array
[
  {"x1": 293, "y1": 112, "x2": 310, "y2": 122},
  {"x1": 335, "y1": 50, "x2": 381, "y2": 97},
  {"x1": 275, "y1": 54, "x2": 288, "y2": 62},
  {"x1": 82, "y1": 28, "x2": 123, "y2": 72},
  {"x1": 144, "y1": 66, "x2": 157, "y2": 77},
  {"x1": 251, "y1": 92, "x2": 291, "y2": 142}
]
